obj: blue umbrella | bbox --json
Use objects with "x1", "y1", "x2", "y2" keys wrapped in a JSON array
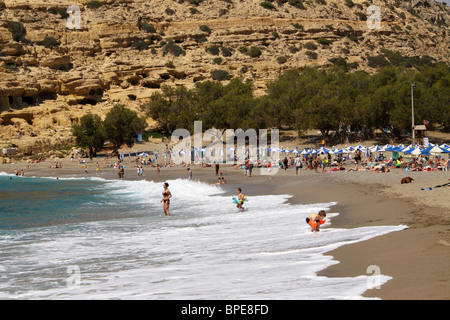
[{"x1": 422, "y1": 146, "x2": 450, "y2": 154}]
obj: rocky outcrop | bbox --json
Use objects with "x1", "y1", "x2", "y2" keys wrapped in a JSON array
[{"x1": 0, "y1": 0, "x2": 449, "y2": 153}]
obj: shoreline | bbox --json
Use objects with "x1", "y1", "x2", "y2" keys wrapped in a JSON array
[{"x1": 1, "y1": 159, "x2": 449, "y2": 299}]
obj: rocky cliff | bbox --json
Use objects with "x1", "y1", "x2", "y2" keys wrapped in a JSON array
[{"x1": 0, "y1": 0, "x2": 449, "y2": 154}]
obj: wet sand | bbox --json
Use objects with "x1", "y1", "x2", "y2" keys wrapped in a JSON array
[{"x1": 1, "y1": 158, "x2": 449, "y2": 299}]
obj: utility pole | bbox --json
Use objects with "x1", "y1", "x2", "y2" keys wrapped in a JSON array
[{"x1": 411, "y1": 82, "x2": 416, "y2": 147}]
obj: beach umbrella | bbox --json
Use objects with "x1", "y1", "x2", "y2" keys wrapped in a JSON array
[
  {"x1": 330, "y1": 148, "x2": 343, "y2": 154},
  {"x1": 369, "y1": 145, "x2": 382, "y2": 153},
  {"x1": 120, "y1": 152, "x2": 124, "y2": 159},
  {"x1": 317, "y1": 147, "x2": 330, "y2": 154},
  {"x1": 378, "y1": 144, "x2": 391, "y2": 152},
  {"x1": 300, "y1": 148, "x2": 309, "y2": 155},
  {"x1": 139, "y1": 152, "x2": 149, "y2": 157},
  {"x1": 422, "y1": 146, "x2": 450, "y2": 154},
  {"x1": 405, "y1": 147, "x2": 429, "y2": 155}
]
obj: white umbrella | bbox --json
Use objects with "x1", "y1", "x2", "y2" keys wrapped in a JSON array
[
  {"x1": 405, "y1": 147, "x2": 424, "y2": 155},
  {"x1": 317, "y1": 147, "x2": 330, "y2": 154},
  {"x1": 422, "y1": 146, "x2": 450, "y2": 154},
  {"x1": 300, "y1": 148, "x2": 309, "y2": 155}
]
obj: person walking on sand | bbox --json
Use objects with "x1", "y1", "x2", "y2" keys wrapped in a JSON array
[
  {"x1": 157, "y1": 164, "x2": 160, "y2": 178},
  {"x1": 161, "y1": 182, "x2": 172, "y2": 216},
  {"x1": 187, "y1": 168, "x2": 192, "y2": 180},
  {"x1": 294, "y1": 156, "x2": 302, "y2": 175},
  {"x1": 319, "y1": 152, "x2": 326, "y2": 174},
  {"x1": 215, "y1": 162, "x2": 220, "y2": 176},
  {"x1": 354, "y1": 149, "x2": 362, "y2": 171}
]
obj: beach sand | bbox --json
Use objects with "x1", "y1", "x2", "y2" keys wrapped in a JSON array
[{"x1": 1, "y1": 154, "x2": 449, "y2": 300}]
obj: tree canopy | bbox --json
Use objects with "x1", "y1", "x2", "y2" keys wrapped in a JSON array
[
  {"x1": 72, "y1": 104, "x2": 147, "y2": 155},
  {"x1": 140, "y1": 63, "x2": 450, "y2": 143}
]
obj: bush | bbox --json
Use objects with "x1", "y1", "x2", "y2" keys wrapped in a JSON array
[
  {"x1": 206, "y1": 46, "x2": 220, "y2": 55},
  {"x1": 305, "y1": 51, "x2": 318, "y2": 60},
  {"x1": 247, "y1": 46, "x2": 262, "y2": 58},
  {"x1": 162, "y1": 40, "x2": 185, "y2": 57},
  {"x1": 367, "y1": 55, "x2": 390, "y2": 68},
  {"x1": 189, "y1": 0, "x2": 203, "y2": 5},
  {"x1": 132, "y1": 40, "x2": 149, "y2": 51},
  {"x1": 86, "y1": 1, "x2": 103, "y2": 9},
  {"x1": 213, "y1": 57, "x2": 223, "y2": 65},
  {"x1": 142, "y1": 22, "x2": 156, "y2": 33},
  {"x1": 328, "y1": 57, "x2": 348, "y2": 69},
  {"x1": 48, "y1": 7, "x2": 69, "y2": 19},
  {"x1": 221, "y1": 47, "x2": 233, "y2": 57},
  {"x1": 277, "y1": 56, "x2": 288, "y2": 64},
  {"x1": 260, "y1": 2, "x2": 277, "y2": 10},
  {"x1": 219, "y1": 9, "x2": 228, "y2": 16},
  {"x1": 199, "y1": 25, "x2": 211, "y2": 34},
  {"x1": 288, "y1": 0, "x2": 306, "y2": 9},
  {"x1": 316, "y1": 37, "x2": 333, "y2": 46},
  {"x1": 165, "y1": 61, "x2": 175, "y2": 68},
  {"x1": 194, "y1": 36, "x2": 207, "y2": 43},
  {"x1": 190, "y1": 7, "x2": 200, "y2": 14},
  {"x1": 42, "y1": 36, "x2": 59, "y2": 48},
  {"x1": 288, "y1": 45, "x2": 299, "y2": 53},
  {"x1": 345, "y1": 0, "x2": 354, "y2": 8},
  {"x1": 6, "y1": 20, "x2": 27, "y2": 43},
  {"x1": 165, "y1": 8, "x2": 175, "y2": 15},
  {"x1": 210, "y1": 69, "x2": 231, "y2": 81},
  {"x1": 355, "y1": 12, "x2": 367, "y2": 21},
  {"x1": 238, "y1": 46, "x2": 248, "y2": 54},
  {"x1": 304, "y1": 41, "x2": 318, "y2": 50},
  {"x1": 292, "y1": 23, "x2": 304, "y2": 30}
]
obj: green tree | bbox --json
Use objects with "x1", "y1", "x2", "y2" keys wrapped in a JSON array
[
  {"x1": 103, "y1": 104, "x2": 147, "y2": 154},
  {"x1": 72, "y1": 114, "x2": 105, "y2": 156},
  {"x1": 141, "y1": 86, "x2": 197, "y2": 134}
]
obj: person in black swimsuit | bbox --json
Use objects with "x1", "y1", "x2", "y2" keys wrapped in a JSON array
[{"x1": 161, "y1": 182, "x2": 172, "y2": 216}]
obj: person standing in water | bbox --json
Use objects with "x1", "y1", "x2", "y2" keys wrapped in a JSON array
[
  {"x1": 306, "y1": 210, "x2": 326, "y2": 232},
  {"x1": 236, "y1": 187, "x2": 245, "y2": 212},
  {"x1": 161, "y1": 182, "x2": 172, "y2": 216}
]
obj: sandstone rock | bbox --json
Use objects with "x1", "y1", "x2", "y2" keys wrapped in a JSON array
[
  {"x1": 0, "y1": 0, "x2": 448, "y2": 154},
  {"x1": 40, "y1": 55, "x2": 71, "y2": 70},
  {"x1": 1, "y1": 42, "x2": 25, "y2": 56}
]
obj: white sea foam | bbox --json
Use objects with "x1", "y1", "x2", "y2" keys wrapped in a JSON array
[{"x1": 0, "y1": 178, "x2": 406, "y2": 299}]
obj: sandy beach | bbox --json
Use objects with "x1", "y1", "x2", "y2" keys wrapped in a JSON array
[{"x1": 1, "y1": 150, "x2": 449, "y2": 300}]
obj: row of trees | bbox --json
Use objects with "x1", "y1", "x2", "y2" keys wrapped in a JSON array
[
  {"x1": 141, "y1": 63, "x2": 449, "y2": 143},
  {"x1": 72, "y1": 104, "x2": 146, "y2": 155}
]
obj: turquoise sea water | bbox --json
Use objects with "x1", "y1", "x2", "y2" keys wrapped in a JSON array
[
  {"x1": 0, "y1": 173, "x2": 406, "y2": 299},
  {"x1": 0, "y1": 176, "x2": 147, "y2": 230}
]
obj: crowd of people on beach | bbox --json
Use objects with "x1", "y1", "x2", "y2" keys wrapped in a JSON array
[{"x1": 229, "y1": 149, "x2": 450, "y2": 176}]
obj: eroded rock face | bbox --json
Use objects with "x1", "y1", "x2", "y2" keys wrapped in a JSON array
[{"x1": 0, "y1": 0, "x2": 449, "y2": 152}]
